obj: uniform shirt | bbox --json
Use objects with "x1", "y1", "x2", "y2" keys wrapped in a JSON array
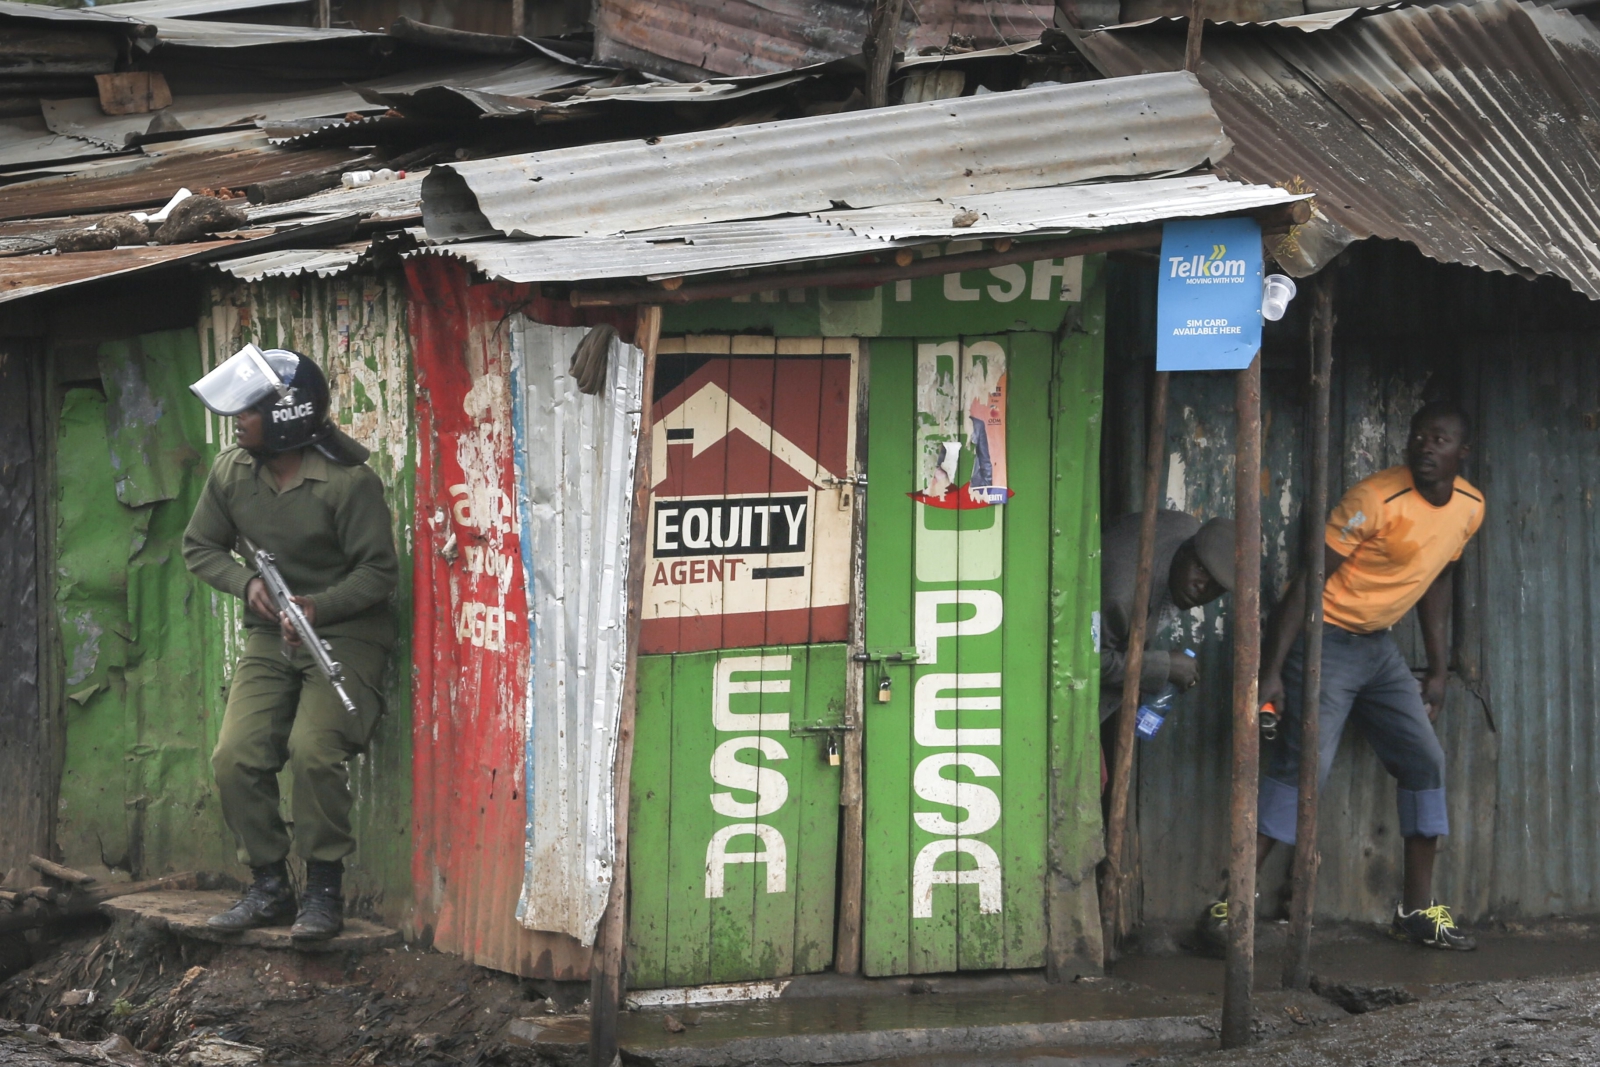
[
  {"x1": 1322, "y1": 465, "x2": 1484, "y2": 634},
  {"x1": 184, "y1": 446, "x2": 398, "y2": 646}
]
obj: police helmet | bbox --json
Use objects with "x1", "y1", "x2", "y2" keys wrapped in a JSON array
[{"x1": 190, "y1": 344, "x2": 369, "y2": 465}]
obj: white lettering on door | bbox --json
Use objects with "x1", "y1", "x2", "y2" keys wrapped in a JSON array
[{"x1": 705, "y1": 655, "x2": 793, "y2": 899}]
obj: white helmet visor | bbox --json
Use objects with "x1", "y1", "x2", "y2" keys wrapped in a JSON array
[{"x1": 190, "y1": 344, "x2": 288, "y2": 416}]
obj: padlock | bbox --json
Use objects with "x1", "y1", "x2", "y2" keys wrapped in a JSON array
[
  {"x1": 877, "y1": 676, "x2": 892, "y2": 703},
  {"x1": 827, "y1": 737, "x2": 841, "y2": 767}
]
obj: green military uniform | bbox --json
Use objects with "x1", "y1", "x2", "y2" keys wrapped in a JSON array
[{"x1": 184, "y1": 445, "x2": 397, "y2": 866}]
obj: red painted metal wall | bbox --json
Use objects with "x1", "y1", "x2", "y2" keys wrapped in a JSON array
[{"x1": 407, "y1": 257, "x2": 589, "y2": 978}]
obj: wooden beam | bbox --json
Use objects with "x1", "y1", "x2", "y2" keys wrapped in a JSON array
[
  {"x1": 1283, "y1": 273, "x2": 1334, "y2": 990},
  {"x1": 589, "y1": 304, "x2": 661, "y2": 1067},
  {"x1": 1184, "y1": 0, "x2": 1205, "y2": 73},
  {"x1": 862, "y1": 0, "x2": 905, "y2": 108},
  {"x1": 1221, "y1": 352, "x2": 1263, "y2": 1049},
  {"x1": 833, "y1": 343, "x2": 871, "y2": 976},
  {"x1": 29, "y1": 855, "x2": 93, "y2": 886},
  {"x1": 1100, "y1": 369, "x2": 1168, "y2": 960},
  {"x1": 94, "y1": 72, "x2": 171, "y2": 116}
]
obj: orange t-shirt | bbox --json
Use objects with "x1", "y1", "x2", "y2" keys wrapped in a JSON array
[{"x1": 1322, "y1": 466, "x2": 1485, "y2": 634}]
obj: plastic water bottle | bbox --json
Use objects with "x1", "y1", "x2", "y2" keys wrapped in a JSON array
[{"x1": 1136, "y1": 649, "x2": 1197, "y2": 741}]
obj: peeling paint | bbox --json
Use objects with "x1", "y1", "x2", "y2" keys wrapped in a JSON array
[{"x1": 199, "y1": 273, "x2": 416, "y2": 919}]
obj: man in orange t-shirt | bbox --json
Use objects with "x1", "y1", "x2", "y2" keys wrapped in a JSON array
[{"x1": 1202, "y1": 401, "x2": 1484, "y2": 953}]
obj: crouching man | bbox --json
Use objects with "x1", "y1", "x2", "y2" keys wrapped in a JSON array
[
  {"x1": 184, "y1": 345, "x2": 397, "y2": 941},
  {"x1": 1100, "y1": 510, "x2": 1237, "y2": 730}
]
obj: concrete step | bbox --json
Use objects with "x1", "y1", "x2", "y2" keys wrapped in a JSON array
[
  {"x1": 100, "y1": 890, "x2": 401, "y2": 953},
  {"x1": 508, "y1": 984, "x2": 1342, "y2": 1067}
]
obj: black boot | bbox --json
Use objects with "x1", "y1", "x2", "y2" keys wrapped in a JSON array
[
  {"x1": 207, "y1": 862, "x2": 296, "y2": 931},
  {"x1": 291, "y1": 860, "x2": 344, "y2": 941}
]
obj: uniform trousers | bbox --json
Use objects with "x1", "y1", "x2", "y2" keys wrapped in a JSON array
[{"x1": 211, "y1": 629, "x2": 387, "y2": 865}]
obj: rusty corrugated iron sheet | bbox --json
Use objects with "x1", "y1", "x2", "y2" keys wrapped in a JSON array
[
  {"x1": 406, "y1": 253, "x2": 592, "y2": 978},
  {"x1": 422, "y1": 73, "x2": 1232, "y2": 239},
  {"x1": 1074, "y1": 0, "x2": 1600, "y2": 298},
  {"x1": 0, "y1": 241, "x2": 236, "y2": 303},
  {"x1": 0, "y1": 139, "x2": 363, "y2": 222},
  {"x1": 593, "y1": 0, "x2": 1052, "y2": 78}
]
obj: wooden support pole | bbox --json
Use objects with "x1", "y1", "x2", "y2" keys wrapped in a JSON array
[
  {"x1": 315, "y1": 0, "x2": 330, "y2": 28},
  {"x1": 589, "y1": 304, "x2": 662, "y2": 1067},
  {"x1": 862, "y1": 0, "x2": 905, "y2": 108},
  {"x1": 511, "y1": 0, "x2": 526, "y2": 35},
  {"x1": 28, "y1": 855, "x2": 94, "y2": 886},
  {"x1": 1283, "y1": 274, "x2": 1334, "y2": 990},
  {"x1": 1184, "y1": 0, "x2": 1205, "y2": 73},
  {"x1": 1222, "y1": 353, "x2": 1263, "y2": 1049},
  {"x1": 1099, "y1": 368, "x2": 1169, "y2": 961},
  {"x1": 834, "y1": 346, "x2": 871, "y2": 975}
]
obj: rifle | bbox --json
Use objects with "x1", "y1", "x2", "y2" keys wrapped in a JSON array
[{"x1": 247, "y1": 540, "x2": 360, "y2": 716}]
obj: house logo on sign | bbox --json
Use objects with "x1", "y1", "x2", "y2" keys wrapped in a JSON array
[{"x1": 641, "y1": 350, "x2": 857, "y2": 655}]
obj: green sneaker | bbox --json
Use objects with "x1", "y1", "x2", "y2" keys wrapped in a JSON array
[
  {"x1": 1196, "y1": 899, "x2": 1229, "y2": 958},
  {"x1": 1390, "y1": 902, "x2": 1477, "y2": 951}
]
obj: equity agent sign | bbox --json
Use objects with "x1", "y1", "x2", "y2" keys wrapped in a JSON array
[{"x1": 1156, "y1": 217, "x2": 1263, "y2": 372}]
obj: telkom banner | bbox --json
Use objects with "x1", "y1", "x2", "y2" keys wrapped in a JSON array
[{"x1": 1156, "y1": 217, "x2": 1263, "y2": 371}]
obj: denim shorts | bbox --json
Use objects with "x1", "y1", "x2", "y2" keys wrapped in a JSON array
[{"x1": 1257, "y1": 624, "x2": 1448, "y2": 845}]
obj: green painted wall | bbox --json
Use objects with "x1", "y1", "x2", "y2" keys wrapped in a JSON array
[
  {"x1": 860, "y1": 333, "x2": 1054, "y2": 974},
  {"x1": 645, "y1": 253, "x2": 1106, "y2": 978},
  {"x1": 55, "y1": 331, "x2": 236, "y2": 881},
  {"x1": 629, "y1": 644, "x2": 845, "y2": 988},
  {"x1": 199, "y1": 271, "x2": 415, "y2": 920}
]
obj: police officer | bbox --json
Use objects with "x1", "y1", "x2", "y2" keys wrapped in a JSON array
[{"x1": 184, "y1": 345, "x2": 397, "y2": 941}]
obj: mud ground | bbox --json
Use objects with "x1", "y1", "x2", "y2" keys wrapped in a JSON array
[
  {"x1": 1133, "y1": 971, "x2": 1600, "y2": 1067},
  {"x1": 0, "y1": 916, "x2": 581, "y2": 1067}
]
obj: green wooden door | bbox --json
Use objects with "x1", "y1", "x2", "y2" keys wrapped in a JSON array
[
  {"x1": 862, "y1": 333, "x2": 1053, "y2": 975},
  {"x1": 629, "y1": 644, "x2": 845, "y2": 988}
]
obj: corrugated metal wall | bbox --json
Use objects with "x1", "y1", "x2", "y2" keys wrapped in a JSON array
[
  {"x1": 200, "y1": 270, "x2": 416, "y2": 921},
  {"x1": 53, "y1": 330, "x2": 239, "y2": 888},
  {"x1": 0, "y1": 341, "x2": 48, "y2": 880},
  {"x1": 1105, "y1": 241, "x2": 1600, "y2": 926}
]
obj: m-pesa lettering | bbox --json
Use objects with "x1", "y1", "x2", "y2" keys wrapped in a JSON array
[
  {"x1": 705, "y1": 654, "x2": 794, "y2": 899},
  {"x1": 909, "y1": 589, "x2": 1007, "y2": 919}
]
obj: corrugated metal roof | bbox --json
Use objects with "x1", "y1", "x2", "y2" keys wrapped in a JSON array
[
  {"x1": 0, "y1": 239, "x2": 236, "y2": 303},
  {"x1": 416, "y1": 216, "x2": 896, "y2": 281},
  {"x1": 0, "y1": 137, "x2": 363, "y2": 221},
  {"x1": 814, "y1": 173, "x2": 1305, "y2": 240},
  {"x1": 0, "y1": 0, "x2": 151, "y2": 31},
  {"x1": 416, "y1": 175, "x2": 1304, "y2": 282},
  {"x1": 134, "y1": 14, "x2": 367, "y2": 45},
  {"x1": 246, "y1": 170, "x2": 425, "y2": 224},
  {"x1": 106, "y1": 0, "x2": 309, "y2": 18},
  {"x1": 208, "y1": 241, "x2": 371, "y2": 280},
  {"x1": 1101, "y1": 2, "x2": 1397, "y2": 32},
  {"x1": 0, "y1": 118, "x2": 122, "y2": 173},
  {"x1": 592, "y1": 0, "x2": 1051, "y2": 79},
  {"x1": 421, "y1": 72, "x2": 1233, "y2": 240},
  {"x1": 41, "y1": 58, "x2": 588, "y2": 150},
  {"x1": 1074, "y1": 0, "x2": 1600, "y2": 298}
]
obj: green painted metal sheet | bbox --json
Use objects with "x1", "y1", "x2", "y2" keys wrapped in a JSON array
[
  {"x1": 861, "y1": 333, "x2": 1053, "y2": 975},
  {"x1": 1046, "y1": 266, "x2": 1106, "y2": 970},
  {"x1": 199, "y1": 271, "x2": 415, "y2": 920},
  {"x1": 662, "y1": 246, "x2": 1087, "y2": 338},
  {"x1": 628, "y1": 644, "x2": 845, "y2": 989},
  {"x1": 55, "y1": 332, "x2": 238, "y2": 881}
]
